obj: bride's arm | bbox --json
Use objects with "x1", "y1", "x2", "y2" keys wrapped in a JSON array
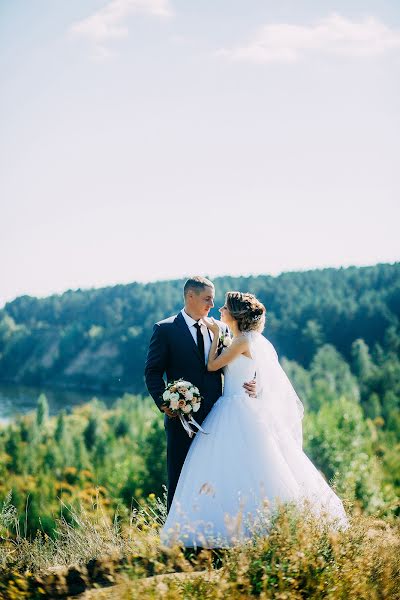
[{"x1": 205, "y1": 320, "x2": 248, "y2": 371}]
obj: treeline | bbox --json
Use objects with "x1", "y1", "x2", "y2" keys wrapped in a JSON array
[
  {"x1": 0, "y1": 384, "x2": 397, "y2": 539},
  {"x1": 0, "y1": 394, "x2": 167, "y2": 537},
  {"x1": 0, "y1": 262, "x2": 399, "y2": 394}
]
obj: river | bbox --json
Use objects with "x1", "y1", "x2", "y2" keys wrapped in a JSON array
[{"x1": 0, "y1": 383, "x2": 122, "y2": 423}]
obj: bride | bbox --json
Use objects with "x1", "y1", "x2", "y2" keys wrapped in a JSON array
[{"x1": 161, "y1": 292, "x2": 348, "y2": 548}]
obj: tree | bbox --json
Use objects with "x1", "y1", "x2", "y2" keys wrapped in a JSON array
[
  {"x1": 351, "y1": 339, "x2": 374, "y2": 381},
  {"x1": 83, "y1": 414, "x2": 102, "y2": 451},
  {"x1": 301, "y1": 319, "x2": 325, "y2": 363},
  {"x1": 308, "y1": 345, "x2": 360, "y2": 410},
  {"x1": 36, "y1": 394, "x2": 49, "y2": 429},
  {"x1": 55, "y1": 410, "x2": 66, "y2": 443},
  {"x1": 304, "y1": 397, "x2": 389, "y2": 512}
]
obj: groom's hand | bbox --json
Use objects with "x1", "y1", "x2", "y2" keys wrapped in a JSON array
[
  {"x1": 243, "y1": 379, "x2": 257, "y2": 398},
  {"x1": 161, "y1": 406, "x2": 178, "y2": 418}
]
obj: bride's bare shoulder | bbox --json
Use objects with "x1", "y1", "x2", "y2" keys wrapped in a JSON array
[{"x1": 231, "y1": 335, "x2": 250, "y2": 350}]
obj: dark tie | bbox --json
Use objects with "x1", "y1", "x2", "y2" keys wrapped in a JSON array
[{"x1": 194, "y1": 322, "x2": 205, "y2": 364}]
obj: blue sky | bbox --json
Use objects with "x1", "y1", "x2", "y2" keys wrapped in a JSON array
[{"x1": 1, "y1": 0, "x2": 399, "y2": 307}]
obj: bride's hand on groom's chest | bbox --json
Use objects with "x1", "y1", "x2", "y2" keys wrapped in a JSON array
[{"x1": 202, "y1": 317, "x2": 220, "y2": 336}]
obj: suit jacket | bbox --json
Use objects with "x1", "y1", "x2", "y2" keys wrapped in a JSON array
[{"x1": 145, "y1": 311, "x2": 229, "y2": 425}]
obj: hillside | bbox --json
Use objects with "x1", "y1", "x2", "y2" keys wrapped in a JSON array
[{"x1": 0, "y1": 262, "x2": 398, "y2": 393}]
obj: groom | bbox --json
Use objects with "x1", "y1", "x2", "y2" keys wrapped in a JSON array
[{"x1": 145, "y1": 276, "x2": 256, "y2": 511}]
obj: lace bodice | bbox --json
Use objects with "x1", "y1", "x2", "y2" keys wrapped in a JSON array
[{"x1": 223, "y1": 354, "x2": 256, "y2": 397}]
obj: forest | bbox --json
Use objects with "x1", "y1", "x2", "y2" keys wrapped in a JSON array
[{"x1": 0, "y1": 262, "x2": 399, "y2": 395}]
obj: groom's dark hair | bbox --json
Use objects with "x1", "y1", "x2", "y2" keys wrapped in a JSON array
[{"x1": 184, "y1": 276, "x2": 214, "y2": 297}]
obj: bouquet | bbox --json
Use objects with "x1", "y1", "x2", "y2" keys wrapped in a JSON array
[
  {"x1": 162, "y1": 379, "x2": 208, "y2": 438},
  {"x1": 218, "y1": 328, "x2": 232, "y2": 354}
]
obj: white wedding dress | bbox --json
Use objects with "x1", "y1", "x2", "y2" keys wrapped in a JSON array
[{"x1": 161, "y1": 333, "x2": 348, "y2": 548}]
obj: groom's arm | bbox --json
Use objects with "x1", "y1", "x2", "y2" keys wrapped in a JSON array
[{"x1": 145, "y1": 324, "x2": 168, "y2": 412}]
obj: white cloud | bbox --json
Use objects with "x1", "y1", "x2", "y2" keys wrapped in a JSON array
[
  {"x1": 69, "y1": 0, "x2": 173, "y2": 57},
  {"x1": 218, "y1": 13, "x2": 400, "y2": 63}
]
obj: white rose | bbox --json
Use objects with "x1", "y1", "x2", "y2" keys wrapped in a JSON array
[
  {"x1": 223, "y1": 336, "x2": 232, "y2": 347},
  {"x1": 170, "y1": 398, "x2": 179, "y2": 410},
  {"x1": 182, "y1": 404, "x2": 192, "y2": 413},
  {"x1": 179, "y1": 380, "x2": 191, "y2": 388},
  {"x1": 192, "y1": 402, "x2": 200, "y2": 412},
  {"x1": 162, "y1": 390, "x2": 171, "y2": 401},
  {"x1": 185, "y1": 390, "x2": 193, "y2": 401},
  {"x1": 169, "y1": 392, "x2": 180, "y2": 402}
]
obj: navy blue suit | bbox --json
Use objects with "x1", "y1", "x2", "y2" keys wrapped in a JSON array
[{"x1": 145, "y1": 311, "x2": 228, "y2": 510}]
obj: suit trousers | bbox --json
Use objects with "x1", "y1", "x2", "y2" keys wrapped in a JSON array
[{"x1": 165, "y1": 415, "x2": 195, "y2": 511}]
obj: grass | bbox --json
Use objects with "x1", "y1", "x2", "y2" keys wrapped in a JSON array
[{"x1": 0, "y1": 490, "x2": 399, "y2": 599}]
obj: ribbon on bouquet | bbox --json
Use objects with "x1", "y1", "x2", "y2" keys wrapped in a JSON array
[{"x1": 178, "y1": 413, "x2": 209, "y2": 438}]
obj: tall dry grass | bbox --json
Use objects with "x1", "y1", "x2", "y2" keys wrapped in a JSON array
[{"x1": 0, "y1": 491, "x2": 399, "y2": 599}]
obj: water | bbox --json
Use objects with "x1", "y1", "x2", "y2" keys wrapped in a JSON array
[{"x1": 0, "y1": 383, "x2": 122, "y2": 423}]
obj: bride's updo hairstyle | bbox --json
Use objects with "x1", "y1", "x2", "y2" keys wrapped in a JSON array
[{"x1": 225, "y1": 292, "x2": 266, "y2": 333}]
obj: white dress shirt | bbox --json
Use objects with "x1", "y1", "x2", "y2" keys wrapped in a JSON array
[{"x1": 180, "y1": 308, "x2": 212, "y2": 364}]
